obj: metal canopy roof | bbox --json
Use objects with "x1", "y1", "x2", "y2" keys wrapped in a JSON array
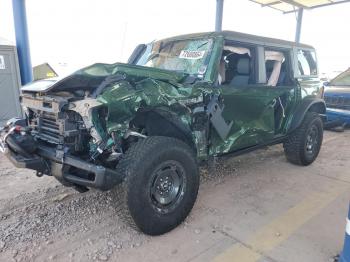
[
  {"x1": 11, "y1": 0, "x2": 350, "y2": 85},
  {"x1": 250, "y1": 0, "x2": 350, "y2": 13}
]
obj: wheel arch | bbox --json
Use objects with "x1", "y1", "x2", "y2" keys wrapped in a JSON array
[
  {"x1": 288, "y1": 98, "x2": 326, "y2": 133},
  {"x1": 130, "y1": 108, "x2": 196, "y2": 152}
]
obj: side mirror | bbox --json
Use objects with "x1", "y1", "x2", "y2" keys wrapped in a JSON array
[
  {"x1": 323, "y1": 81, "x2": 330, "y2": 86},
  {"x1": 127, "y1": 44, "x2": 147, "y2": 64}
]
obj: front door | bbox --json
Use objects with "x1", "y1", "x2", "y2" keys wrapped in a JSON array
[
  {"x1": 209, "y1": 85, "x2": 292, "y2": 155},
  {"x1": 208, "y1": 44, "x2": 295, "y2": 155}
]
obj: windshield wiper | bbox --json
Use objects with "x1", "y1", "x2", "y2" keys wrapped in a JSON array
[
  {"x1": 182, "y1": 74, "x2": 202, "y2": 84},
  {"x1": 196, "y1": 41, "x2": 209, "y2": 49}
]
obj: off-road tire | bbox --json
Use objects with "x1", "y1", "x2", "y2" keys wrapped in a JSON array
[
  {"x1": 115, "y1": 136, "x2": 199, "y2": 235},
  {"x1": 283, "y1": 112, "x2": 323, "y2": 166}
]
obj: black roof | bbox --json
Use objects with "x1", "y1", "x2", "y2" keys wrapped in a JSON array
[{"x1": 159, "y1": 30, "x2": 314, "y2": 50}]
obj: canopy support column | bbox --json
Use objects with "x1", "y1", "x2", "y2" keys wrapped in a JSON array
[
  {"x1": 12, "y1": 0, "x2": 33, "y2": 85},
  {"x1": 215, "y1": 0, "x2": 224, "y2": 32},
  {"x1": 295, "y1": 8, "x2": 304, "y2": 43}
]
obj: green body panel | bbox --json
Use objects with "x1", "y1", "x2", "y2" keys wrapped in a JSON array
[
  {"x1": 86, "y1": 64, "x2": 205, "y2": 151},
  {"x1": 97, "y1": 78, "x2": 200, "y2": 134},
  {"x1": 89, "y1": 62, "x2": 296, "y2": 158},
  {"x1": 204, "y1": 36, "x2": 224, "y2": 83},
  {"x1": 51, "y1": 31, "x2": 323, "y2": 160},
  {"x1": 284, "y1": 76, "x2": 323, "y2": 132},
  {"x1": 299, "y1": 77, "x2": 323, "y2": 100},
  {"x1": 210, "y1": 86, "x2": 296, "y2": 154}
]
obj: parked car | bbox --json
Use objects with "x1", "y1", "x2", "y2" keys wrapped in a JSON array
[
  {"x1": 324, "y1": 68, "x2": 350, "y2": 126},
  {"x1": 0, "y1": 31, "x2": 326, "y2": 235}
]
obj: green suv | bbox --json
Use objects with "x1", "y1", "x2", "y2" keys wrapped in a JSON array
[{"x1": 0, "y1": 31, "x2": 326, "y2": 235}]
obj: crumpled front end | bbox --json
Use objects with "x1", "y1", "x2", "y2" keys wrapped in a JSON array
[
  {"x1": 0, "y1": 93, "x2": 124, "y2": 191},
  {"x1": 0, "y1": 62, "x2": 208, "y2": 190}
]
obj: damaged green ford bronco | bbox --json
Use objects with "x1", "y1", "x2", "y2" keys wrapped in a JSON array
[{"x1": 0, "y1": 31, "x2": 326, "y2": 235}]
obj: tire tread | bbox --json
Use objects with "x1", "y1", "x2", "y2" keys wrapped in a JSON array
[
  {"x1": 283, "y1": 112, "x2": 323, "y2": 166},
  {"x1": 114, "y1": 136, "x2": 199, "y2": 235}
]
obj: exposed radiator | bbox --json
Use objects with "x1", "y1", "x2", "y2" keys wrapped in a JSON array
[{"x1": 33, "y1": 111, "x2": 62, "y2": 144}]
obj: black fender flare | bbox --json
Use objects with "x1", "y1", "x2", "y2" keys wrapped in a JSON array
[
  {"x1": 288, "y1": 98, "x2": 326, "y2": 133},
  {"x1": 130, "y1": 108, "x2": 196, "y2": 150}
]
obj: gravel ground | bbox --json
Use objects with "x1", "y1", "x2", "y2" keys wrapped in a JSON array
[
  {"x1": 0, "y1": 147, "x2": 232, "y2": 261},
  {"x1": 0, "y1": 153, "x2": 150, "y2": 261},
  {"x1": 0, "y1": 148, "x2": 283, "y2": 262},
  {"x1": 0, "y1": 130, "x2": 348, "y2": 262}
]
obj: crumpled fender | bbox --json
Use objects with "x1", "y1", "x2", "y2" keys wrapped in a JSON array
[{"x1": 97, "y1": 78, "x2": 202, "y2": 134}]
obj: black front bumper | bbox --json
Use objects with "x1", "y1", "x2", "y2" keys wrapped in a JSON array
[{"x1": 4, "y1": 143, "x2": 123, "y2": 191}]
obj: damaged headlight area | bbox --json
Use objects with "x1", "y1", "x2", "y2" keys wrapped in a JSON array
[{"x1": 1, "y1": 94, "x2": 132, "y2": 191}]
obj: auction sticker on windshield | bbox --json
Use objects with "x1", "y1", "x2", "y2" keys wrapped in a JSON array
[{"x1": 179, "y1": 50, "x2": 205, "y2": 60}]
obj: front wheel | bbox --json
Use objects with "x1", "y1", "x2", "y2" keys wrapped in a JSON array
[
  {"x1": 283, "y1": 112, "x2": 323, "y2": 166},
  {"x1": 116, "y1": 136, "x2": 199, "y2": 235}
]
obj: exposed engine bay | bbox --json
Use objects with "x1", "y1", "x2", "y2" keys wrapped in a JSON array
[
  {"x1": 0, "y1": 62, "x2": 211, "y2": 192},
  {"x1": 22, "y1": 93, "x2": 99, "y2": 155},
  {"x1": 0, "y1": 88, "x2": 128, "y2": 191}
]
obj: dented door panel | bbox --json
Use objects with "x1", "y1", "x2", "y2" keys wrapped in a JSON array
[{"x1": 210, "y1": 86, "x2": 295, "y2": 155}]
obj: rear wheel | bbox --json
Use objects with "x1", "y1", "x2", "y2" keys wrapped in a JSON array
[
  {"x1": 116, "y1": 136, "x2": 199, "y2": 235},
  {"x1": 283, "y1": 112, "x2": 323, "y2": 166}
]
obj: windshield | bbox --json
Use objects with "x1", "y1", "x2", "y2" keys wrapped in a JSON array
[
  {"x1": 330, "y1": 70, "x2": 350, "y2": 86},
  {"x1": 136, "y1": 38, "x2": 213, "y2": 76}
]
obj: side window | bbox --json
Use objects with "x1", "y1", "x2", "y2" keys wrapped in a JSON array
[
  {"x1": 264, "y1": 49, "x2": 289, "y2": 86},
  {"x1": 219, "y1": 45, "x2": 254, "y2": 86},
  {"x1": 297, "y1": 49, "x2": 317, "y2": 76}
]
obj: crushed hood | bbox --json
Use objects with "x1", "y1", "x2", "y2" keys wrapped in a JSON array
[
  {"x1": 21, "y1": 78, "x2": 60, "y2": 92},
  {"x1": 21, "y1": 63, "x2": 188, "y2": 94}
]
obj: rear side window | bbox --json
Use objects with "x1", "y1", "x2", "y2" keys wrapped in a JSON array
[
  {"x1": 264, "y1": 50, "x2": 286, "y2": 86},
  {"x1": 297, "y1": 49, "x2": 317, "y2": 76}
]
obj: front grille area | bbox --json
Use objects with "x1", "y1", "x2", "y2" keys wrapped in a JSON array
[
  {"x1": 38, "y1": 112, "x2": 61, "y2": 144},
  {"x1": 29, "y1": 108, "x2": 89, "y2": 153},
  {"x1": 30, "y1": 111, "x2": 62, "y2": 144},
  {"x1": 325, "y1": 96, "x2": 350, "y2": 110}
]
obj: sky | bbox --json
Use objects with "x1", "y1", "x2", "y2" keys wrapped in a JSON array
[{"x1": 0, "y1": 0, "x2": 349, "y2": 77}]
